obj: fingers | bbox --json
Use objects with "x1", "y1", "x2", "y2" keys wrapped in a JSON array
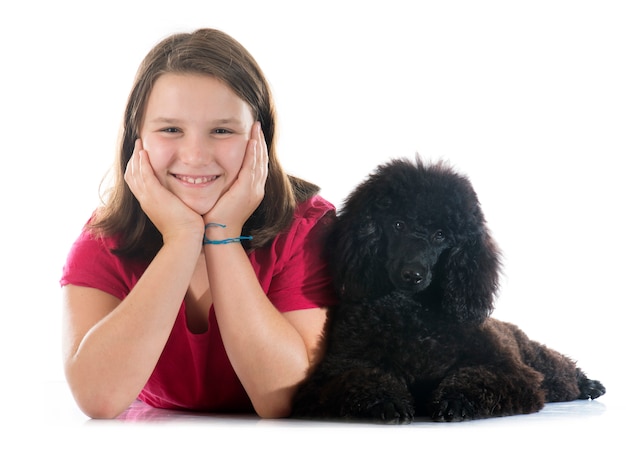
[
  {"x1": 249, "y1": 123, "x2": 269, "y2": 205},
  {"x1": 124, "y1": 139, "x2": 153, "y2": 197},
  {"x1": 236, "y1": 122, "x2": 267, "y2": 198},
  {"x1": 124, "y1": 139, "x2": 173, "y2": 216},
  {"x1": 247, "y1": 122, "x2": 269, "y2": 190},
  {"x1": 124, "y1": 139, "x2": 142, "y2": 193},
  {"x1": 257, "y1": 122, "x2": 269, "y2": 181}
]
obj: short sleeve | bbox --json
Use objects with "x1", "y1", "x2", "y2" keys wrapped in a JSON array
[
  {"x1": 60, "y1": 227, "x2": 146, "y2": 301},
  {"x1": 249, "y1": 195, "x2": 339, "y2": 313}
]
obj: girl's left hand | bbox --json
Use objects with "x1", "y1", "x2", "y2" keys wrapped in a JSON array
[{"x1": 203, "y1": 122, "x2": 268, "y2": 235}]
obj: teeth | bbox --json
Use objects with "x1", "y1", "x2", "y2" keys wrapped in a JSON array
[{"x1": 177, "y1": 175, "x2": 217, "y2": 184}]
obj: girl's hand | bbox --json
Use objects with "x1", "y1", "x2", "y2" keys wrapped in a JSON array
[
  {"x1": 203, "y1": 122, "x2": 268, "y2": 236},
  {"x1": 124, "y1": 139, "x2": 204, "y2": 247}
]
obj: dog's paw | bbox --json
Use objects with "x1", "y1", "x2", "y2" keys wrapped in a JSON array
[
  {"x1": 343, "y1": 397, "x2": 414, "y2": 424},
  {"x1": 367, "y1": 400, "x2": 415, "y2": 425},
  {"x1": 578, "y1": 379, "x2": 606, "y2": 400},
  {"x1": 432, "y1": 394, "x2": 476, "y2": 422}
]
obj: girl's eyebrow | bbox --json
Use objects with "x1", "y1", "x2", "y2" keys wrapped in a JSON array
[
  {"x1": 213, "y1": 118, "x2": 244, "y2": 126},
  {"x1": 147, "y1": 116, "x2": 244, "y2": 125}
]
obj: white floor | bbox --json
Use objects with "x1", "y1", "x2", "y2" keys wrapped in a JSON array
[{"x1": 36, "y1": 380, "x2": 623, "y2": 452}]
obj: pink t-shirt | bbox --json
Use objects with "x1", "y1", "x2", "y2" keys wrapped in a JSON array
[{"x1": 60, "y1": 195, "x2": 338, "y2": 412}]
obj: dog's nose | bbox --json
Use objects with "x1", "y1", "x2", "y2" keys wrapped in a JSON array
[{"x1": 401, "y1": 269, "x2": 423, "y2": 285}]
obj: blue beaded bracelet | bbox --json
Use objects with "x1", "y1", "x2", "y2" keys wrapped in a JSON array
[{"x1": 203, "y1": 223, "x2": 253, "y2": 245}]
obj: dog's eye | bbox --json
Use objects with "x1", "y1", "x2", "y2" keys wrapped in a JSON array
[
  {"x1": 433, "y1": 230, "x2": 446, "y2": 242},
  {"x1": 393, "y1": 221, "x2": 406, "y2": 231}
]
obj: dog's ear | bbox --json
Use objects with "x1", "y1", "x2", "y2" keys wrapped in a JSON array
[
  {"x1": 442, "y1": 224, "x2": 501, "y2": 323},
  {"x1": 374, "y1": 196, "x2": 392, "y2": 210},
  {"x1": 328, "y1": 206, "x2": 390, "y2": 301}
]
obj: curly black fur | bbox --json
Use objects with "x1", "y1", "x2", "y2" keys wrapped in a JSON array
[{"x1": 292, "y1": 157, "x2": 605, "y2": 424}]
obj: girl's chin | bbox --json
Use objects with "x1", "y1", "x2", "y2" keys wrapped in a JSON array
[
  {"x1": 194, "y1": 206, "x2": 215, "y2": 217},
  {"x1": 170, "y1": 188, "x2": 221, "y2": 217},
  {"x1": 182, "y1": 200, "x2": 217, "y2": 217}
]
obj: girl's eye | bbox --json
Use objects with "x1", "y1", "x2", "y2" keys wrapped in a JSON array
[
  {"x1": 213, "y1": 128, "x2": 232, "y2": 135},
  {"x1": 161, "y1": 127, "x2": 181, "y2": 133}
]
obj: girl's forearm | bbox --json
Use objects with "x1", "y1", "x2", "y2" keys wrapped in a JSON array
[
  {"x1": 63, "y1": 239, "x2": 200, "y2": 419},
  {"x1": 204, "y1": 242, "x2": 313, "y2": 418}
]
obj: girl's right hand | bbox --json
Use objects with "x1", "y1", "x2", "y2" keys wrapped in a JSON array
[{"x1": 124, "y1": 139, "x2": 204, "y2": 248}]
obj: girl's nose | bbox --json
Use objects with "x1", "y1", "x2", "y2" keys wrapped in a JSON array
[{"x1": 179, "y1": 135, "x2": 211, "y2": 165}]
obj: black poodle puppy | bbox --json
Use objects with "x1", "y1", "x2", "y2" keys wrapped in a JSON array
[{"x1": 292, "y1": 157, "x2": 605, "y2": 424}]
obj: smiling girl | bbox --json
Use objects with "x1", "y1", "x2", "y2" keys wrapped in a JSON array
[{"x1": 60, "y1": 29, "x2": 337, "y2": 419}]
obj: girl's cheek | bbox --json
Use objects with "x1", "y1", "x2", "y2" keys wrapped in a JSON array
[
  {"x1": 218, "y1": 139, "x2": 247, "y2": 171},
  {"x1": 234, "y1": 143, "x2": 247, "y2": 171},
  {"x1": 142, "y1": 136, "x2": 172, "y2": 166}
]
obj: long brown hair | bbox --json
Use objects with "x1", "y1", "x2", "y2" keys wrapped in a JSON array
[{"x1": 91, "y1": 28, "x2": 318, "y2": 259}]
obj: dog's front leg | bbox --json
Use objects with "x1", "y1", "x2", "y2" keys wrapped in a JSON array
[
  {"x1": 293, "y1": 367, "x2": 415, "y2": 424},
  {"x1": 334, "y1": 367, "x2": 415, "y2": 424},
  {"x1": 429, "y1": 364, "x2": 545, "y2": 422}
]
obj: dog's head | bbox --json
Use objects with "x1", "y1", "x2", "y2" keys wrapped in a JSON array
[{"x1": 329, "y1": 157, "x2": 501, "y2": 324}]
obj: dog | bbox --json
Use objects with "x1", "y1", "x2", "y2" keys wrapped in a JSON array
[{"x1": 292, "y1": 157, "x2": 605, "y2": 423}]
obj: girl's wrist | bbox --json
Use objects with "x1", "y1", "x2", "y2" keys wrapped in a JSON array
[
  {"x1": 161, "y1": 232, "x2": 204, "y2": 256},
  {"x1": 202, "y1": 221, "x2": 251, "y2": 246}
]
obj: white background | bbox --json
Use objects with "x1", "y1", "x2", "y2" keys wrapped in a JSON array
[{"x1": 1, "y1": 0, "x2": 624, "y2": 428}]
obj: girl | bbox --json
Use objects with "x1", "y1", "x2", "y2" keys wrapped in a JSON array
[{"x1": 60, "y1": 28, "x2": 337, "y2": 419}]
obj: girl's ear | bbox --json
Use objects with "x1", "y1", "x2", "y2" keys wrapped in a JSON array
[{"x1": 442, "y1": 228, "x2": 501, "y2": 323}]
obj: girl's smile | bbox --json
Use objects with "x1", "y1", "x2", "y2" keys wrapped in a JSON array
[{"x1": 172, "y1": 173, "x2": 219, "y2": 186}]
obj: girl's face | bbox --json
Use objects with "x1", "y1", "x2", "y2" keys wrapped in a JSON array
[{"x1": 140, "y1": 73, "x2": 255, "y2": 216}]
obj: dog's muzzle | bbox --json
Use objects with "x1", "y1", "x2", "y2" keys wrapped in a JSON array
[
  {"x1": 388, "y1": 236, "x2": 436, "y2": 292},
  {"x1": 390, "y1": 261, "x2": 432, "y2": 292},
  {"x1": 401, "y1": 268, "x2": 425, "y2": 285}
]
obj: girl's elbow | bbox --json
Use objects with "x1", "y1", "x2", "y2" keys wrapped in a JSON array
[
  {"x1": 76, "y1": 395, "x2": 128, "y2": 420},
  {"x1": 256, "y1": 406, "x2": 291, "y2": 420},
  {"x1": 65, "y1": 369, "x2": 133, "y2": 419},
  {"x1": 253, "y1": 394, "x2": 293, "y2": 419},
  {"x1": 69, "y1": 385, "x2": 130, "y2": 420}
]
